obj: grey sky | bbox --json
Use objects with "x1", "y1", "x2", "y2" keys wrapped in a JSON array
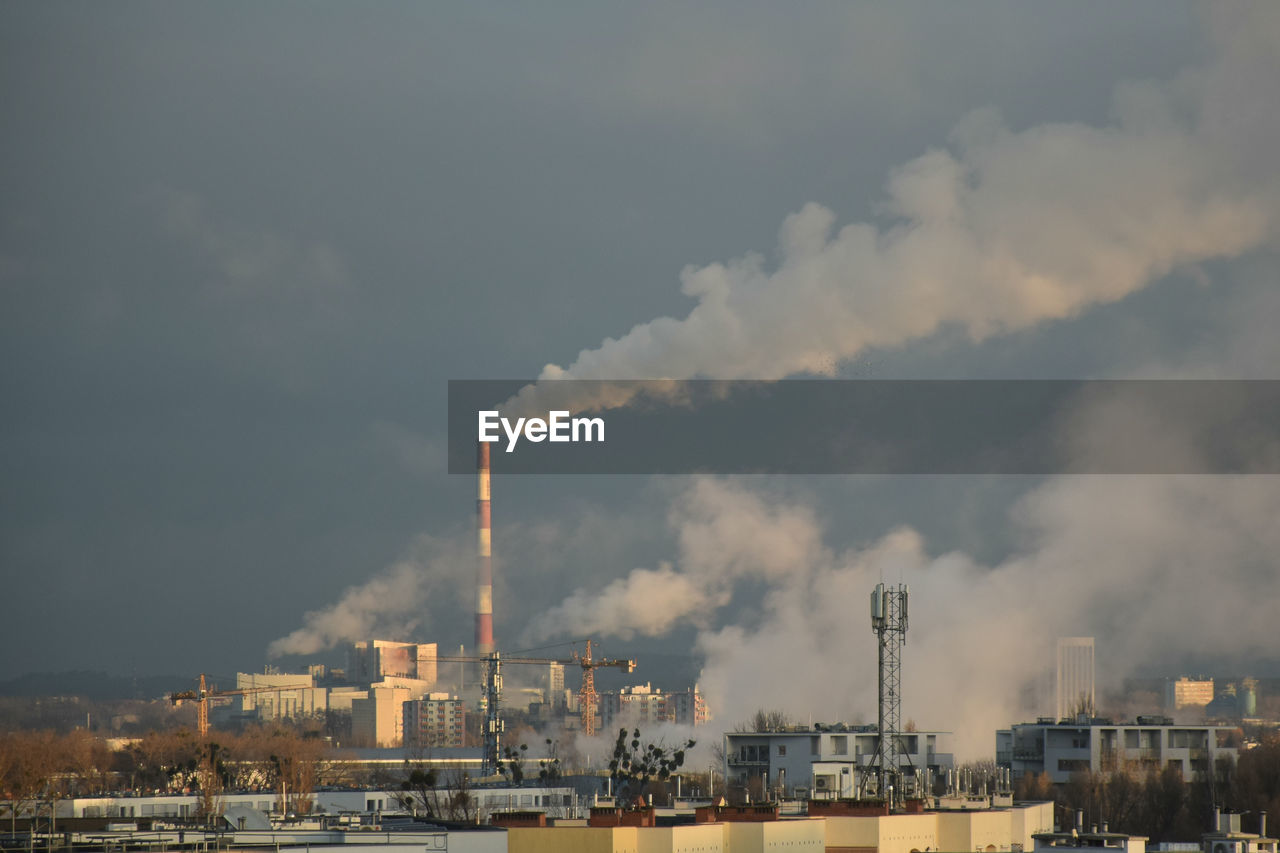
[{"x1": 3, "y1": 1, "x2": 1275, "y2": 704}]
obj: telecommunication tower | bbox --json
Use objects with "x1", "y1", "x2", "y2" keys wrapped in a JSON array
[{"x1": 871, "y1": 582, "x2": 909, "y2": 806}]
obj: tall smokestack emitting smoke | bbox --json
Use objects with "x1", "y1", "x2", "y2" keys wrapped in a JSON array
[{"x1": 476, "y1": 441, "x2": 494, "y2": 655}]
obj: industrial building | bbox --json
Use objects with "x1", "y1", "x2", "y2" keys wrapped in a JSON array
[
  {"x1": 350, "y1": 686, "x2": 412, "y2": 747},
  {"x1": 349, "y1": 640, "x2": 438, "y2": 689},
  {"x1": 997, "y1": 718, "x2": 1240, "y2": 783},
  {"x1": 724, "y1": 724, "x2": 955, "y2": 800}
]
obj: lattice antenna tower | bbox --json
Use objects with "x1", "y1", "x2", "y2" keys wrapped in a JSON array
[{"x1": 871, "y1": 583, "x2": 909, "y2": 808}]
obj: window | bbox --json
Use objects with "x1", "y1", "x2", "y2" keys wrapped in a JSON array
[
  {"x1": 778, "y1": 745, "x2": 787, "y2": 756},
  {"x1": 832, "y1": 736, "x2": 848, "y2": 755}
]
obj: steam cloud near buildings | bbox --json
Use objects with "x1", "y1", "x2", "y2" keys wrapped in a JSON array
[{"x1": 269, "y1": 7, "x2": 1280, "y2": 758}]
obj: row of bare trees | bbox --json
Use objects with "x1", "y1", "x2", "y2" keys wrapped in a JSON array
[
  {"x1": 1, "y1": 724, "x2": 350, "y2": 826},
  {"x1": 1014, "y1": 734, "x2": 1280, "y2": 843}
]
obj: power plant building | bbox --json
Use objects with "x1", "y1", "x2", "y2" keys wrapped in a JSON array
[
  {"x1": 349, "y1": 640, "x2": 438, "y2": 687},
  {"x1": 351, "y1": 686, "x2": 411, "y2": 748}
]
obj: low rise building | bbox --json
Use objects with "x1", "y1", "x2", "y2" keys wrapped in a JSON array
[
  {"x1": 724, "y1": 724, "x2": 955, "y2": 800},
  {"x1": 997, "y1": 718, "x2": 1240, "y2": 784}
]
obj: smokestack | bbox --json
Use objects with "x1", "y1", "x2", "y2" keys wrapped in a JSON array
[{"x1": 476, "y1": 442, "x2": 494, "y2": 655}]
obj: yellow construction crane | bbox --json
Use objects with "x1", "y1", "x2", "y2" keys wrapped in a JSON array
[{"x1": 171, "y1": 673, "x2": 312, "y2": 736}]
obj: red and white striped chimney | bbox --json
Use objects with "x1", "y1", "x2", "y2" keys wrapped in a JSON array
[{"x1": 476, "y1": 441, "x2": 494, "y2": 655}]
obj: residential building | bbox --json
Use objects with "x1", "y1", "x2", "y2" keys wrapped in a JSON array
[
  {"x1": 1167, "y1": 677, "x2": 1215, "y2": 710},
  {"x1": 599, "y1": 683, "x2": 669, "y2": 729},
  {"x1": 667, "y1": 685, "x2": 710, "y2": 727},
  {"x1": 997, "y1": 718, "x2": 1240, "y2": 784},
  {"x1": 724, "y1": 724, "x2": 955, "y2": 799},
  {"x1": 598, "y1": 683, "x2": 710, "y2": 730},
  {"x1": 403, "y1": 693, "x2": 467, "y2": 748}
]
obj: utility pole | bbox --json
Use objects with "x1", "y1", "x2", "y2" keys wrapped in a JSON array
[{"x1": 871, "y1": 583, "x2": 908, "y2": 808}]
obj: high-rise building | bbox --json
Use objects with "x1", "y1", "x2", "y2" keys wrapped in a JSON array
[
  {"x1": 1165, "y1": 677, "x2": 1214, "y2": 710},
  {"x1": 666, "y1": 685, "x2": 710, "y2": 727},
  {"x1": 403, "y1": 693, "x2": 467, "y2": 748},
  {"x1": 1056, "y1": 637, "x2": 1096, "y2": 721},
  {"x1": 546, "y1": 663, "x2": 566, "y2": 708}
]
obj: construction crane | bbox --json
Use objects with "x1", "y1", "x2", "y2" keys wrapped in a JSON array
[
  {"x1": 170, "y1": 673, "x2": 311, "y2": 737},
  {"x1": 435, "y1": 641, "x2": 635, "y2": 776}
]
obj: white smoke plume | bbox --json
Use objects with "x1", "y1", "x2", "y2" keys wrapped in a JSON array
[
  {"x1": 536, "y1": 473, "x2": 1280, "y2": 760},
  {"x1": 523, "y1": 479, "x2": 827, "y2": 641},
  {"x1": 267, "y1": 532, "x2": 471, "y2": 657},
  {"x1": 505, "y1": 6, "x2": 1279, "y2": 417}
]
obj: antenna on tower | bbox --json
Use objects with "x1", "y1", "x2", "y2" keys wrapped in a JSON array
[{"x1": 871, "y1": 582, "x2": 909, "y2": 809}]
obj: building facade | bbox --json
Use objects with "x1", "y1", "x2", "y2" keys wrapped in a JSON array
[
  {"x1": 1057, "y1": 637, "x2": 1096, "y2": 721},
  {"x1": 997, "y1": 718, "x2": 1240, "y2": 784},
  {"x1": 349, "y1": 640, "x2": 438, "y2": 688},
  {"x1": 598, "y1": 683, "x2": 710, "y2": 730},
  {"x1": 724, "y1": 725, "x2": 955, "y2": 799},
  {"x1": 1166, "y1": 677, "x2": 1215, "y2": 710},
  {"x1": 403, "y1": 693, "x2": 467, "y2": 748},
  {"x1": 351, "y1": 686, "x2": 411, "y2": 747}
]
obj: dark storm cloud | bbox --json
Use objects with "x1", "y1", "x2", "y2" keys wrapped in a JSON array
[{"x1": 0, "y1": 1, "x2": 1268, "y2": 683}]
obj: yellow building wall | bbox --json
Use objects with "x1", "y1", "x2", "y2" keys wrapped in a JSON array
[
  {"x1": 823, "y1": 815, "x2": 897, "y2": 852},
  {"x1": 877, "y1": 813, "x2": 940, "y2": 853},
  {"x1": 508, "y1": 825, "x2": 636, "y2": 853},
  {"x1": 1010, "y1": 802, "x2": 1056, "y2": 849},
  {"x1": 967, "y1": 810, "x2": 1016, "y2": 851},
  {"x1": 725, "y1": 818, "x2": 825, "y2": 853},
  {"x1": 935, "y1": 810, "x2": 973, "y2": 852},
  {"x1": 508, "y1": 823, "x2": 722, "y2": 853},
  {"x1": 653, "y1": 824, "x2": 724, "y2": 853}
]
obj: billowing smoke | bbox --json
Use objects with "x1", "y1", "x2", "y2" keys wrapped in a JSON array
[
  {"x1": 507, "y1": 6, "x2": 1279, "y2": 418},
  {"x1": 524, "y1": 479, "x2": 827, "y2": 640},
  {"x1": 534, "y1": 473, "x2": 1280, "y2": 760},
  {"x1": 267, "y1": 532, "x2": 471, "y2": 657}
]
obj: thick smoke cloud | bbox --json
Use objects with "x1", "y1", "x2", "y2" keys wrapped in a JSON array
[
  {"x1": 537, "y1": 473, "x2": 1280, "y2": 760},
  {"x1": 269, "y1": 9, "x2": 1280, "y2": 761},
  {"x1": 507, "y1": 6, "x2": 1278, "y2": 418},
  {"x1": 267, "y1": 532, "x2": 471, "y2": 658}
]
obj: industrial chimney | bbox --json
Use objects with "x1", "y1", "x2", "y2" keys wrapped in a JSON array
[{"x1": 476, "y1": 442, "x2": 494, "y2": 655}]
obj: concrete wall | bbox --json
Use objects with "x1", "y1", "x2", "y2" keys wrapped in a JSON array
[{"x1": 725, "y1": 819, "x2": 825, "y2": 853}]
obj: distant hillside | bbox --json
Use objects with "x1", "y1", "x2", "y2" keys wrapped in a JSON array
[{"x1": 0, "y1": 671, "x2": 193, "y2": 700}]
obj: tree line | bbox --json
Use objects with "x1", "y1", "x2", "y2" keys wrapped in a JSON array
[
  {"x1": 1, "y1": 724, "x2": 350, "y2": 826},
  {"x1": 1012, "y1": 734, "x2": 1280, "y2": 843}
]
